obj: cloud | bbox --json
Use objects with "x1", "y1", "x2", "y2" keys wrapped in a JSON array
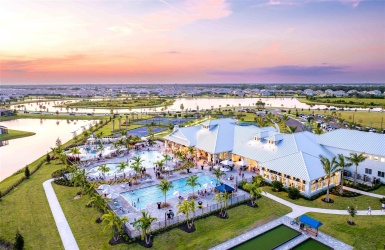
[
  {"x1": 256, "y1": 0, "x2": 304, "y2": 7},
  {"x1": 107, "y1": 26, "x2": 133, "y2": 35},
  {"x1": 108, "y1": 0, "x2": 232, "y2": 34},
  {"x1": 339, "y1": 0, "x2": 362, "y2": 8},
  {"x1": 0, "y1": 54, "x2": 86, "y2": 72},
  {"x1": 166, "y1": 51, "x2": 181, "y2": 54},
  {"x1": 207, "y1": 65, "x2": 349, "y2": 76}
]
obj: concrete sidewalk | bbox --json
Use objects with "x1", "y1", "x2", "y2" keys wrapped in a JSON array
[
  {"x1": 343, "y1": 186, "x2": 385, "y2": 198},
  {"x1": 262, "y1": 192, "x2": 385, "y2": 218},
  {"x1": 43, "y1": 179, "x2": 79, "y2": 250}
]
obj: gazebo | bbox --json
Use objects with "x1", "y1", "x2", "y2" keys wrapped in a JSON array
[{"x1": 299, "y1": 215, "x2": 323, "y2": 236}]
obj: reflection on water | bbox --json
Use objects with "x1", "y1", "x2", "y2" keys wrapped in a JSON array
[
  {"x1": 0, "y1": 119, "x2": 97, "y2": 181},
  {"x1": 0, "y1": 140, "x2": 9, "y2": 147}
]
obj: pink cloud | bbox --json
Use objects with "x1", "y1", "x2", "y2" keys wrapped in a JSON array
[{"x1": 108, "y1": 0, "x2": 232, "y2": 34}]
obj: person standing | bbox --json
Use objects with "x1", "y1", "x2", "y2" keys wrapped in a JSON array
[
  {"x1": 381, "y1": 203, "x2": 385, "y2": 212},
  {"x1": 366, "y1": 206, "x2": 371, "y2": 215}
]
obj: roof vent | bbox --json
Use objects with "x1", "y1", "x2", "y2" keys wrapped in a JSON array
[{"x1": 254, "y1": 130, "x2": 269, "y2": 140}]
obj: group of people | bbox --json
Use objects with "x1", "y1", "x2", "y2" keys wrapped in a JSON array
[{"x1": 166, "y1": 209, "x2": 175, "y2": 219}]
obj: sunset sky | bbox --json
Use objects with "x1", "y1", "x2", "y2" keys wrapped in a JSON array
[{"x1": 1, "y1": 0, "x2": 384, "y2": 84}]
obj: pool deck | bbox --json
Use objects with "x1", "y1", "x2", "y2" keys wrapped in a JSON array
[{"x1": 210, "y1": 216, "x2": 353, "y2": 250}]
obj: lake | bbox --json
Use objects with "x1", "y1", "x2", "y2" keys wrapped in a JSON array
[{"x1": 0, "y1": 119, "x2": 97, "y2": 181}]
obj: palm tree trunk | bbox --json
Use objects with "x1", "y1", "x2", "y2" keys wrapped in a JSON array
[
  {"x1": 339, "y1": 167, "x2": 344, "y2": 195},
  {"x1": 354, "y1": 165, "x2": 358, "y2": 186},
  {"x1": 326, "y1": 180, "x2": 330, "y2": 202}
]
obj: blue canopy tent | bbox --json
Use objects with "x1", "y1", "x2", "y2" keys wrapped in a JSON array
[
  {"x1": 299, "y1": 215, "x2": 323, "y2": 236},
  {"x1": 215, "y1": 184, "x2": 235, "y2": 193}
]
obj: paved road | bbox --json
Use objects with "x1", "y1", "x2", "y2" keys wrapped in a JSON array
[{"x1": 286, "y1": 118, "x2": 304, "y2": 132}]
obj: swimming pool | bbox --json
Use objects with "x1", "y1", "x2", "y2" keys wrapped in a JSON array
[
  {"x1": 121, "y1": 173, "x2": 219, "y2": 210},
  {"x1": 88, "y1": 163, "x2": 129, "y2": 176},
  {"x1": 128, "y1": 150, "x2": 165, "y2": 168},
  {"x1": 232, "y1": 224, "x2": 301, "y2": 250}
]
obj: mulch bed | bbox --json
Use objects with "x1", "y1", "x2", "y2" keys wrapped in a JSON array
[
  {"x1": 178, "y1": 223, "x2": 196, "y2": 233},
  {"x1": 216, "y1": 212, "x2": 229, "y2": 219},
  {"x1": 347, "y1": 221, "x2": 356, "y2": 226},
  {"x1": 109, "y1": 234, "x2": 131, "y2": 246},
  {"x1": 246, "y1": 200, "x2": 258, "y2": 208},
  {"x1": 95, "y1": 217, "x2": 103, "y2": 223},
  {"x1": 321, "y1": 198, "x2": 334, "y2": 203}
]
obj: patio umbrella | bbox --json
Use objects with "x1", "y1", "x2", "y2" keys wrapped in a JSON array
[
  {"x1": 235, "y1": 160, "x2": 249, "y2": 166},
  {"x1": 220, "y1": 160, "x2": 234, "y2": 166},
  {"x1": 173, "y1": 191, "x2": 180, "y2": 196},
  {"x1": 213, "y1": 165, "x2": 220, "y2": 170},
  {"x1": 202, "y1": 183, "x2": 208, "y2": 189},
  {"x1": 102, "y1": 188, "x2": 111, "y2": 194},
  {"x1": 164, "y1": 166, "x2": 174, "y2": 171},
  {"x1": 98, "y1": 184, "x2": 111, "y2": 190},
  {"x1": 107, "y1": 192, "x2": 120, "y2": 199}
]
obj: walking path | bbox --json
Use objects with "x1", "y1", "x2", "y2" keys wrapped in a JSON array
[
  {"x1": 263, "y1": 192, "x2": 385, "y2": 218},
  {"x1": 343, "y1": 186, "x2": 385, "y2": 198},
  {"x1": 43, "y1": 179, "x2": 79, "y2": 250}
]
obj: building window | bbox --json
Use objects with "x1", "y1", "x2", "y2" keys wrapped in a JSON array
[
  {"x1": 365, "y1": 168, "x2": 372, "y2": 175},
  {"x1": 378, "y1": 171, "x2": 385, "y2": 178},
  {"x1": 367, "y1": 155, "x2": 372, "y2": 160},
  {"x1": 311, "y1": 183, "x2": 316, "y2": 192},
  {"x1": 374, "y1": 156, "x2": 379, "y2": 161},
  {"x1": 381, "y1": 158, "x2": 385, "y2": 163}
]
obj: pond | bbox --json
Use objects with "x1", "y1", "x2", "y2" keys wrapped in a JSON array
[
  {"x1": 11, "y1": 97, "x2": 382, "y2": 115},
  {"x1": 0, "y1": 119, "x2": 97, "y2": 181}
]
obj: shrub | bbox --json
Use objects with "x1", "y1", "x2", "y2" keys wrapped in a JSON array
[
  {"x1": 380, "y1": 197, "x2": 385, "y2": 204},
  {"x1": 24, "y1": 166, "x2": 30, "y2": 179},
  {"x1": 287, "y1": 187, "x2": 300, "y2": 200},
  {"x1": 46, "y1": 153, "x2": 51, "y2": 163},
  {"x1": 272, "y1": 181, "x2": 283, "y2": 192}
]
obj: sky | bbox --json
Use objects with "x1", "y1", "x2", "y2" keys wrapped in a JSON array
[{"x1": 1, "y1": 0, "x2": 384, "y2": 85}]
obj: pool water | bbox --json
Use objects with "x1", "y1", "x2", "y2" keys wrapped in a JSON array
[
  {"x1": 232, "y1": 224, "x2": 301, "y2": 250},
  {"x1": 128, "y1": 150, "x2": 166, "y2": 168},
  {"x1": 291, "y1": 238, "x2": 332, "y2": 250},
  {"x1": 121, "y1": 173, "x2": 219, "y2": 210},
  {"x1": 88, "y1": 163, "x2": 124, "y2": 176}
]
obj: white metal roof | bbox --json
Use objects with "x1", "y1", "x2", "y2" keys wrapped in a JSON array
[
  {"x1": 261, "y1": 151, "x2": 328, "y2": 182},
  {"x1": 317, "y1": 129, "x2": 385, "y2": 156}
]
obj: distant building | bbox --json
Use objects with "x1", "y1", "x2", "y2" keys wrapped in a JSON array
[
  {"x1": 0, "y1": 108, "x2": 14, "y2": 117},
  {"x1": 0, "y1": 125, "x2": 8, "y2": 135}
]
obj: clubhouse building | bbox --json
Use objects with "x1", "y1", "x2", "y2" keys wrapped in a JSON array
[{"x1": 164, "y1": 118, "x2": 385, "y2": 197}]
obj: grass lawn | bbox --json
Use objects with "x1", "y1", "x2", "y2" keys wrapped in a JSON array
[
  {"x1": 53, "y1": 186, "x2": 291, "y2": 250},
  {"x1": 291, "y1": 109, "x2": 385, "y2": 130},
  {"x1": 0, "y1": 129, "x2": 35, "y2": 141},
  {"x1": 63, "y1": 98, "x2": 174, "y2": 109},
  {"x1": 306, "y1": 212, "x2": 385, "y2": 249},
  {"x1": 370, "y1": 185, "x2": 385, "y2": 196},
  {"x1": 0, "y1": 162, "x2": 64, "y2": 249},
  {"x1": 298, "y1": 97, "x2": 385, "y2": 108},
  {"x1": 264, "y1": 186, "x2": 382, "y2": 210}
]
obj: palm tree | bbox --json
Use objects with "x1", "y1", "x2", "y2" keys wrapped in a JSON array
[
  {"x1": 243, "y1": 180, "x2": 263, "y2": 206},
  {"x1": 50, "y1": 145, "x2": 65, "y2": 164},
  {"x1": 124, "y1": 135, "x2": 132, "y2": 151},
  {"x1": 155, "y1": 160, "x2": 165, "y2": 171},
  {"x1": 157, "y1": 180, "x2": 174, "y2": 207},
  {"x1": 72, "y1": 169, "x2": 88, "y2": 192},
  {"x1": 175, "y1": 150, "x2": 185, "y2": 162},
  {"x1": 102, "y1": 210, "x2": 128, "y2": 241},
  {"x1": 346, "y1": 152, "x2": 366, "y2": 187},
  {"x1": 117, "y1": 161, "x2": 128, "y2": 179},
  {"x1": 221, "y1": 191, "x2": 232, "y2": 218},
  {"x1": 69, "y1": 147, "x2": 81, "y2": 161},
  {"x1": 335, "y1": 154, "x2": 352, "y2": 195},
  {"x1": 287, "y1": 125, "x2": 297, "y2": 134},
  {"x1": 176, "y1": 200, "x2": 196, "y2": 229},
  {"x1": 319, "y1": 155, "x2": 339, "y2": 202},
  {"x1": 313, "y1": 126, "x2": 324, "y2": 135},
  {"x1": 212, "y1": 192, "x2": 224, "y2": 216},
  {"x1": 97, "y1": 142, "x2": 104, "y2": 154},
  {"x1": 185, "y1": 175, "x2": 201, "y2": 199},
  {"x1": 98, "y1": 164, "x2": 110, "y2": 180},
  {"x1": 87, "y1": 194, "x2": 110, "y2": 221},
  {"x1": 131, "y1": 156, "x2": 144, "y2": 183},
  {"x1": 213, "y1": 168, "x2": 225, "y2": 184},
  {"x1": 133, "y1": 212, "x2": 157, "y2": 246},
  {"x1": 84, "y1": 182, "x2": 97, "y2": 197}
]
